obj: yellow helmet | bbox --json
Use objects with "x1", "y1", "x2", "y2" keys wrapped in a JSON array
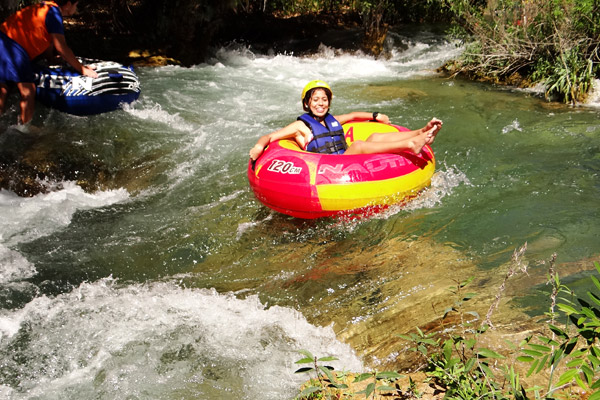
[
  {"x1": 301, "y1": 80, "x2": 332, "y2": 101},
  {"x1": 301, "y1": 80, "x2": 332, "y2": 102}
]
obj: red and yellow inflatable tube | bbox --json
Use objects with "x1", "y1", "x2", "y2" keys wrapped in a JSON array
[{"x1": 247, "y1": 121, "x2": 435, "y2": 219}]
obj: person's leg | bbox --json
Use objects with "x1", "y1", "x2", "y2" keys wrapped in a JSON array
[
  {"x1": 345, "y1": 134, "x2": 428, "y2": 155},
  {"x1": 365, "y1": 130, "x2": 421, "y2": 143},
  {"x1": 16, "y1": 82, "x2": 36, "y2": 124},
  {"x1": 345, "y1": 122, "x2": 441, "y2": 155},
  {"x1": 0, "y1": 83, "x2": 8, "y2": 114},
  {"x1": 365, "y1": 118, "x2": 442, "y2": 145}
]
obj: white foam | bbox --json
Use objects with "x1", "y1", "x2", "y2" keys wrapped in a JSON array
[
  {"x1": 0, "y1": 245, "x2": 36, "y2": 283},
  {"x1": 0, "y1": 182, "x2": 129, "y2": 247},
  {"x1": 0, "y1": 278, "x2": 362, "y2": 399},
  {"x1": 585, "y1": 79, "x2": 600, "y2": 108},
  {"x1": 502, "y1": 119, "x2": 523, "y2": 134},
  {"x1": 383, "y1": 165, "x2": 470, "y2": 216},
  {"x1": 236, "y1": 213, "x2": 274, "y2": 240},
  {"x1": 123, "y1": 100, "x2": 196, "y2": 132}
]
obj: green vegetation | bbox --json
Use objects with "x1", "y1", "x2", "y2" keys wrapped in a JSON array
[
  {"x1": 296, "y1": 246, "x2": 600, "y2": 399},
  {"x1": 294, "y1": 349, "x2": 350, "y2": 398},
  {"x1": 100, "y1": 0, "x2": 600, "y2": 104},
  {"x1": 294, "y1": 349, "x2": 406, "y2": 399},
  {"x1": 3, "y1": 0, "x2": 597, "y2": 100},
  {"x1": 441, "y1": 0, "x2": 600, "y2": 104}
]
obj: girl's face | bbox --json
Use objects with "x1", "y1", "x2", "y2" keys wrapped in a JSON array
[{"x1": 308, "y1": 88, "x2": 329, "y2": 118}]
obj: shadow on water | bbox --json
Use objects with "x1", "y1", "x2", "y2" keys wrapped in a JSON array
[{"x1": 225, "y1": 217, "x2": 600, "y2": 370}]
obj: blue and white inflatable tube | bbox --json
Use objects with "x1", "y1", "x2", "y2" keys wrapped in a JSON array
[{"x1": 33, "y1": 59, "x2": 141, "y2": 116}]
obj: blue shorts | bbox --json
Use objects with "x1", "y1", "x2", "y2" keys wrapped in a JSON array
[{"x1": 0, "y1": 31, "x2": 34, "y2": 84}]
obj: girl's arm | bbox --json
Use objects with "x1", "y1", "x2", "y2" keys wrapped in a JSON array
[
  {"x1": 334, "y1": 111, "x2": 390, "y2": 125},
  {"x1": 249, "y1": 120, "x2": 311, "y2": 160}
]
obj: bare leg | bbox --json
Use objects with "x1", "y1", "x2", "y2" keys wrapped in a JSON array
[
  {"x1": 345, "y1": 134, "x2": 428, "y2": 155},
  {"x1": 364, "y1": 118, "x2": 443, "y2": 145},
  {"x1": 366, "y1": 129, "x2": 421, "y2": 143},
  {"x1": 0, "y1": 83, "x2": 8, "y2": 114},
  {"x1": 345, "y1": 118, "x2": 442, "y2": 155},
  {"x1": 16, "y1": 82, "x2": 35, "y2": 124}
]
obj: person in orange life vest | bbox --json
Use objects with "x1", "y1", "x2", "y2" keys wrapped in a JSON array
[
  {"x1": 249, "y1": 80, "x2": 443, "y2": 161},
  {"x1": 0, "y1": 0, "x2": 98, "y2": 125}
]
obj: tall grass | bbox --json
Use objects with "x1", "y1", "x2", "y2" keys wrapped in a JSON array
[{"x1": 442, "y1": 0, "x2": 600, "y2": 104}]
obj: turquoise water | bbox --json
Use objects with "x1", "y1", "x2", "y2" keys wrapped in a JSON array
[{"x1": 1, "y1": 29, "x2": 599, "y2": 398}]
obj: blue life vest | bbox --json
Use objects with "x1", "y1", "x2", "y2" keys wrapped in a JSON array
[{"x1": 298, "y1": 113, "x2": 348, "y2": 155}]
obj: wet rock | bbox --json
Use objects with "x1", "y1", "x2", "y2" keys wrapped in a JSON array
[{"x1": 0, "y1": 126, "x2": 111, "y2": 197}]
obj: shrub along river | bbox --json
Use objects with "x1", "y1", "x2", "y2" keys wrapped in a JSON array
[{"x1": 1, "y1": 28, "x2": 599, "y2": 399}]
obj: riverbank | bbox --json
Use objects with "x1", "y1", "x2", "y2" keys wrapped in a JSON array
[{"x1": 65, "y1": 7, "x2": 366, "y2": 67}]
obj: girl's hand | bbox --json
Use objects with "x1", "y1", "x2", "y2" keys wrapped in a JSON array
[
  {"x1": 249, "y1": 144, "x2": 265, "y2": 161},
  {"x1": 375, "y1": 113, "x2": 390, "y2": 124}
]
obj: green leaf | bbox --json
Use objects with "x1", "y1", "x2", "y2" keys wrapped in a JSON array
[
  {"x1": 566, "y1": 358, "x2": 584, "y2": 368},
  {"x1": 537, "y1": 335, "x2": 559, "y2": 346},
  {"x1": 527, "y1": 359, "x2": 539, "y2": 376},
  {"x1": 375, "y1": 371, "x2": 403, "y2": 380},
  {"x1": 589, "y1": 391, "x2": 600, "y2": 400},
  {"x1": 319, "y1": 365, "x2": 336, "y2": 383},
  {"x1": 580, "y1": 307, "x2": 596, "y2": 319},
  {"x1": 332, "y1": 383, "x2": 348, "y2": 389},
  {"x1": 317, "y1": 356, "x2": 338, "y2": 362},
  {"x1": 463, "y1": 292, "x2": 477, "y2": 301},
  {"x1": 480, "y1": 363, "x2": 496, "y2": 378},
  {"x1": 575, "y1": 373, "x2": 586, "y2": 390},
  {"x1": 517, "y1": 355, "x2": 535, "y2": 363},
  {"x1": 295, "y1": 357, "x2": 314, "y2": 365},
  {"x1": 535, "y1": 354, "x2": 549, "y2": 374},
  {"x1": 549, "y1": 324, "x2": 569, "y2": 340},
  {"x1": 353, "y1": 373, "x2": 373, "y2": 383},
  {"x1": 377, "y1": 385, "x2": 396, "y2": 391},
  {"x1": 550, "y1": 346, "x2": 565, "y2": 367},
  {"x1": 556, "y1": 369, "x2": 579, "y2": 386},
  {"x1": 459, "y1": 276, "x2": 475, "y2": 288},
  {"x1": 527, "y1": 344, "x2": 551, "y2": 353},
  {"x1": 297, "y1": 349, "x2": 315, "y2": 360},
  {"x1": 477, "y1": 348, "x2": 505, "y2": 359},
  {"x1": 588, "y1": 353, "x2": 600, "y2": 368},
  {"x1": 565, "y1": 337, "x2": 579, "y2": 354},
  {"x1": 587, "y1": 291, "x2": 600, "y2": 308},
  {"x1": 558, "y1": 304, "x2": 578, "y2": 314},
  {"x1": 581, "y1": 364, "x2": 594, "y2": 384},
  {"x1": 591, "y1": 275, "x2": 600, "y2": 292},
  {"x1": 522, "y1": 349, "x2": 543, "y2": 357},
  {"x1": 465, "y1": 357, "x2": 476, "y2": 372},
  {"x1": 464, "y1": 338, "x2": 477, "y2": 349},
  {"x1": 295, "y1": 367, "x2": 314, "y2": 374},
  {"x1": 443, "y1": 340, "x2": 453, "y2": 361},
  {"x1": 365, "y1": 382, "x2": 375, "y2": 398},
  {"x1": 298, "y1": 385, "x2": 321, "y2": 397}
]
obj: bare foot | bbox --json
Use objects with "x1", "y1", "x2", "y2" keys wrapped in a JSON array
[
  {"x1": 408, "y1": 133, "x2": 428, "y2": 154},
  {"x1": 425, "y1": 124, "x2": 440, "y2": 145}
]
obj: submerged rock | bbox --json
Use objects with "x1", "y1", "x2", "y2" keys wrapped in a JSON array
[{"x1": 0, "y1": 126, "x2": 111, "y2": 197}]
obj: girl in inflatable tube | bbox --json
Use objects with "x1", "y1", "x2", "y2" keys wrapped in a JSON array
[{"x1": 249, "y1": 80, "x2": 443, "y2": 161}]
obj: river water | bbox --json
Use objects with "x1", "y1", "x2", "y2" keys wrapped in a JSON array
[{"x1": 1, "y1": 29, "x2": 600, "y2": 399}]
